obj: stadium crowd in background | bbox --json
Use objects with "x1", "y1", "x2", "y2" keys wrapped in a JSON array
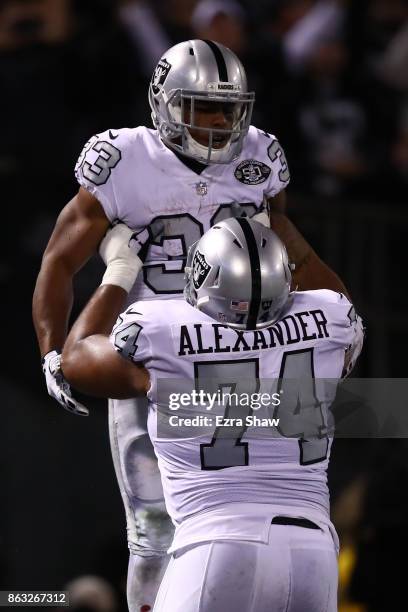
[
  {"x1": 1, "y1": 0, "x2": 407, "y2": 293},
  {"x1": 1, "y1": 0, "x2": 407, "y2": 380}
]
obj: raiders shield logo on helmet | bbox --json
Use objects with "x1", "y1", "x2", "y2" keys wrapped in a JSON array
[
  {"x1": 192, "y1": 250, "x2": 212, "y2": 290},
  {"x1": 151, "y1": 59, "x2": 172, "y2": 96},
  {"x1": 234, "y1": 159, "x2": 271, "y2": 185}
]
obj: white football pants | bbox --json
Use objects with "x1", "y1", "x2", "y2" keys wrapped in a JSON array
[{"x1": 153, "y1": 523, "x2": 338, "y2": 612}]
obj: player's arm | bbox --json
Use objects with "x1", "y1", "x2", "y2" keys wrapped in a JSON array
[
  {"x1": 32, "y1": 187, "x2": 110, "y2": 415},
  {"x1": 266, "y1": 190, "x2": 286, "y2": 213},
  {"x1": 33, "y1": 187, "x2": 110, "y2": 356},
  {"x1": 261, "y1": 134, "x2": 344, "y2": 289},
  {"x1": 61, "y1": 285, "x2": 149, "y2": 399},
  {"x1": 62, "y1": 221, "x2": 161, "y2": 398},
  {"x1": 270, "y1": 211, "x2": 350, "y2": 298}
]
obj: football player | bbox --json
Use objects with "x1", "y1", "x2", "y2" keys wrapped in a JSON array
[
  {"x1": 32, "y1": 40, "x2": 348, "y2": 611},
  {"x1": 61, "y1": 217, "x2": 363, "y2": 612}
]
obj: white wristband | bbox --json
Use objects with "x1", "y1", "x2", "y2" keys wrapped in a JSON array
[{"x1": 100, "y1": 257, "x2": 143, "y2": 293}]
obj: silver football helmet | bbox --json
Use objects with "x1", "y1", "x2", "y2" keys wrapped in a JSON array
[
  {"x1": 184, "y1": 218, "x2": 293, "y2": 330},
  {"x1": 148, "y1": 39, "x2": 255, "y2": 164}
]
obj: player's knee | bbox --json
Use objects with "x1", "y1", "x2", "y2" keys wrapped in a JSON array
[{"x1": 129, "y1": 505, "x2": 174, "y2": 556}]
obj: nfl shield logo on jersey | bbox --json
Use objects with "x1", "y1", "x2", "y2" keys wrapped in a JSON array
[
  {"x1": 192, "y1": 250, "x2": 211, "y2": 290},
  {"x1": 195, "y1": 181, "x2": 208, "y2": 196},
  {"x1": 151, "y1": 59, "x2": 172, "y2": 96},
  {"x1": 234, "y1": 159, "x2": 271, "y2": 185}
]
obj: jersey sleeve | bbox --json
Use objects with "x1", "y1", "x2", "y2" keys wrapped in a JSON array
[
  {"x1": 109, "y1": 304, "x2": 152, "y2": 364},
  {"x1": 74, "y1": 129, "x2": 123, "y2": 222},
  {"x1": 325, "y1": 292, "x2": 365, "y2": 378},
  {"x1": 262, "y1": 131, "x2": 291, "y2": 197},
  {"x1": 341, "y1": 306, "x2": 364, "y2": 378}
]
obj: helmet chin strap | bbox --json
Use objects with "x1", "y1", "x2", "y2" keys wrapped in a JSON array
[{"x1": 184, "y1": 128, "x2": 232, "y2": 163}]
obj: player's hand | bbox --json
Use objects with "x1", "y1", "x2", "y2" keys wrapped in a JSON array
[
  {"x1": 42, "y1": 350, "x2": 89, "y2": 416},
  {"x1": 128, "y1": 218, "x2": 164, "y2": 260},
  {"x1": 99, "y1": 220, "x2": 163, "y2": 292},
  {"x1": 230, "y1": 202, "x2": 270, "y2": 227},
  {"x1": 99, "y1": 219, "x2": 164, "y2": 262},
  {"x1": 342, "y1": 313, "x2": 365, "y2": 378}
]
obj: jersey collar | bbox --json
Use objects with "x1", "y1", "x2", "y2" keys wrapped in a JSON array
[{"x1": 172, "y1": 149, "x2": 208, "y2": 175}]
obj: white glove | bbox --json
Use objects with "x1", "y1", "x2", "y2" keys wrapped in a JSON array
[
  {"x1": 99, "y1": 221, "x2": 163, "y2": 292},
  {"x1": 229, "y1": 202, "x2": 270, "y2": 227},
  {"x1": 42, "y1": 350, "x2": 89, "y2": 416},
  {"x1": 342, "y1": 313, "x2": 365, "y2": 379}
]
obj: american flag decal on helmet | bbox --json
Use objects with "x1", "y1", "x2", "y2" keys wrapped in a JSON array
[{"x1": 231, "y1": 300, "x2": 249, "y2": 312}]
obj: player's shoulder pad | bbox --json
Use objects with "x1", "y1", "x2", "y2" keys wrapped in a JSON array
[
  {"x1": 240, "y1": 126, "x2": 290, "y2": 187},
  {"x1": 294, "y1": 289, "x2": 352, "y2": 307},
  {"x1": 76, "y1": 127, "x2": 139, "y2": 161},
  {"x1": 113, "y1": 300, "x2": 154, "y2": 326},
  {"x1": 114, "y1": 298, "x2": 178, "y2": 334},
  {"x1": 110, "y1": 301, "x2": 156, "y2": 363},
  {"x1": 242, "y1": 125, "x2": 272, "y2": 152},
  {"x1": 245, "y1": 126, "x2": 277, "y2": 148},
  {"x1": 75, "y1": 127, "x2": 146, "y2": 199},
  {"x1": 293, "y1": 290, "x2": 363, "y2": 332}
]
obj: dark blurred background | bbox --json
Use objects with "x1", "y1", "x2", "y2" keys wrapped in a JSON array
[{"x1": 1, "y1": 1, "x2": 407, "y2": 610}]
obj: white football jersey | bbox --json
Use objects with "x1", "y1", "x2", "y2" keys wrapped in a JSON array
[
  {"x1": 109, "y1": 290, "x2": 363, "y2": 549},
  {"x1": 75, "y1": 125, "x2": 290, "y2": 305}
]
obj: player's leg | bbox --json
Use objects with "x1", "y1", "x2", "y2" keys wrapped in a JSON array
[
  {"x1": 153, "y1": 541, "x2": 264, "y2": 612},
  {"x1": 127, "y1": 553, "x2": 169, "y2": 612},
  {"x1": 154, "y1": 540, "x2": 292, "y2": 612},
  {"x1": 153, "y1": 523, "x2": 338, "y2": 611},
  {"x1": 109, "y1": 398, "x2": 174, "y2": 612},
  {"x1": 262, "y1": 523, "x2": 338, "y2": 612}
]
